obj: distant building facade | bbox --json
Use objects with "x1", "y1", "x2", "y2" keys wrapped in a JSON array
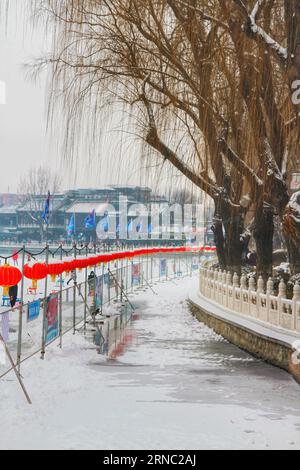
[
  {"x1": 0, "y1": 193, "x2": 20, "y2": 207},
  {"x1": 0, "y1": 187, "x2": 171, "y2": 243}
]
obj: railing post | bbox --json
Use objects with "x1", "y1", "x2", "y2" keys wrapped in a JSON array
[
  {"x1": 101, "y1": 262, "x2": 105, "y2": 316},
  {"x1": 150, "y1": 255, "x2": 153, "y2": 284},
  {"x1": 217, "y1": 269, "x2": 222, "y2": 303},
  {"x1": 226, "y1": 271, "x2": 232, "y2": 308},
  {"x1": 249, "y1": 277, "x2": 256, "y2": 316},
  {"x1": 205, "y1": 268, "x2": 209, "y2": 296},
  {"x1": 59, "y1": 244, "x2": 63, "y2": 346},
  {"x1": 222, "y1": 271, "x2": 227, "y2": 306},
  {"x1": 17, "y1": 245, "x2": 26, "y2": 372},
  {"x1": 199, "y1": 268, "x2": 203, "y2": 294},
  {"x1": 120, "y1": 258, "x2": 124, "y2": 302},
  {"x1": 232, "y1": 273, "x2": 239, "y2": 312},
  {"x1": 108, "y1": 262, "x2": 111, "y2": 303},
  {"x1": 266, "y1": 277, "x2": 274, "y2": 322},
  {"x1": 213, "y1": 270, "x2": 218, "y2": 301},
  {"x1": 257, "y1": 276, "x2": 265, "y2": 320},
  {"x1": 278, "y1": 279, "x2": 286, "y2": 327},
  {"x1": 41, "y1": 245, "x2": 49, "y2": 360},
  {"x1": 240, "y1": 275, "x2": 247, "y2": 313},
  {"x1": 93, "y1": 244, "x2": 97, "y2": 316},
  {"x1": 83, "y1": 245, "x2": 88, "y2": 333},
  {"x1": 73, "y1": 243, "x2": 77, "y2": 334},
  {"x1": 293, "y1": 283, "x2": 300, "y2": 331}
]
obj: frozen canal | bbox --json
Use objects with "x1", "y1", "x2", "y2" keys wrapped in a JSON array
[{"x1": 0, "y1": 276, "x2": 300, "y2": 450}]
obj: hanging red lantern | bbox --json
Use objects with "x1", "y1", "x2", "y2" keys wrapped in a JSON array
[
  {"x1": 86, "y1": 256, "x2": 98, "y2": 267},
  {"x1": 0, "y1": 264, "x2": 22, "y2": 296},
  {"x1": 75, "y1": 257, "x2": 89, "y2": 271},
  {"x1": 69, "y1": 259, "x2": 78, "y2": 271},
  {"x1": 24, "y1": 263, "x2": 48, "y2": 289},
  {"x1": 110, "y1": 253, "x2": 120, "y2": 262},
  {"x1": 47, "y1": 262, "x2": 64, "y2": 282},
  {"x1": 62, "y1": 258, "x2": 78, "y2": 274},
  {"x1": 96, "y1": 254, "x2": 109, "y2": 264},
  {"x1": 119, "y1": 251, "x2": 131, "y2": 260}
]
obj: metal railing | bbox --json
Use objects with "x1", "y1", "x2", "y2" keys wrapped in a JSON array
[
  {"x1": 0, "y1": 252, "x2": 202, "y2": 382},
  {"x1": 199, "y1": 267, "x2": 300, "y2": 334}
]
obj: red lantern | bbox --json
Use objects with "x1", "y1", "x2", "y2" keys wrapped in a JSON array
[
  {"x1": 61, "y1": 258, "x2": 77, "y2": 274},
  {"x1": 24, "y1": 263, "x2": 48, "y2": 289},
  {"x1": 86, "y1": 256, "x2": 98, "y2": 267},
  {"x1": 0, "y1": 264, "x2": 22, "y2": 296},
  {"x1": 69, "y1": 259, "x2": 78, "y2": 272},
  {"x1": 96, "y1": 254, "x2": 109, "y2": 264},
  {"x1": 47, "y1": 262, "x2": 64, "y2": 282},
  {"x1": 75, "y1": 257, "x2": 89, "y2": 271}
]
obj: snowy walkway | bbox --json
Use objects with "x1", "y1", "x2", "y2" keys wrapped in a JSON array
[{"x1": 0, "y1": 276, "x2": 300, "y2": 450}]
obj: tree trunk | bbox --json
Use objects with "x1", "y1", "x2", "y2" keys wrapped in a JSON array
[
  {"x1": 212, "y1": 215, "x2": 226, "y2": 270},
  {"x1": 253, "y1": 204, "x2": 274, "y2": 281},
  {"x1": 282, "y1": 191, "x2": 300, "y2": 275},
  {"x1": 212, "y1": 200, "x2": 245, "y2": 275},
  {"x1": 285, "y1": 238, "x2": 300, "y2": 275},
  {"x1": 224, "y1": 213, "x2": 244, "y2": 275}
]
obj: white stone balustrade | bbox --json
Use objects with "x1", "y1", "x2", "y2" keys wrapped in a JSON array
[{"x1": 199, "y1": 267, "x2": 300, "y2": 334}]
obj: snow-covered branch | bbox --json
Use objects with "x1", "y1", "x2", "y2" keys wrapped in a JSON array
[
  {"x1": 218, "y1": 137, "x2": 263, "y2": 189},
  {"x1": 234, "y1": 0, "x2": 287, "y2": 64}
]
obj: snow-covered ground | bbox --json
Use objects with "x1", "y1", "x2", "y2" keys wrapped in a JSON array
[{"x1": 0, "y1": 276, "x2": 300, "y2": 450}]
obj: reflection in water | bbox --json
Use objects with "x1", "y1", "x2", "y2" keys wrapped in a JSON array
[{"x1": 94, "y1": 305, "x2": 136, "y2": 359}]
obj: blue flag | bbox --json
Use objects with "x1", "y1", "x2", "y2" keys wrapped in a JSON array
[
  {"x1": 99, "y1": 212, "x2": 109, "y2": 233},
  {"x1": 42, "y1": 191, "x2": 51, "y2": 225},
  {"x1": 67, "y1": 214, "x2": 76, "y2": 236},
  {"x1": 85, "y1": 209, "x2": 96, "y2": 230},
  {"x1": 103, "y1": 216, "x2": 109, "y2": 233},
  {"x1": 128, "y1": 219, "x2": 133, "y2": 232}
]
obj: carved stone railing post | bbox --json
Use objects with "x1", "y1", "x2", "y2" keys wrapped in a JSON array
[
  {"x1": 214, "y1": 269, "x2": 218, "y2": 300},
  {"x1": 266, "y1": 278, "x2": 274, "y2": 322},
  {"x1": 232, "y1": 273, "x2": 240, "y2": 312},
  {"x1": 218, "y1": 270, "x2": 222, "y2": 303},
  {"x1": 249, "y1": 277, "x2": 256, "y2": 292},
  {"x1": 293, "y1": 283, "x2": 300, "y2": 330},
  {"x1": 226, "y1": 271, "x2": 232, "y2": 308},
  {"x1": 240, "y1": 275, "x2": 247, "y2": 313},
  {"x1": 248, "y1": 277, "x2": 256, "y2": 316},
  {"x1": 222, "y1": 271, "x2": 227, "y2": 307},
  {"x1": 277, "y1": 279, "x2": 286, "y2": 327},
  {"x1": 257, "y1": 276, "x2": 265, "y2": 294},
  {"x1": 257, "y1": 276, "x2": 265, "y2": 319}
]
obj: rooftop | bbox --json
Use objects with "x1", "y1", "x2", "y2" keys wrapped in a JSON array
[
  {"x1": 65, "y1": 202, "x2": 110, "y2": 215},
  {"x1": 0, "y1": 205, "x2": 19, "y2": 214}
]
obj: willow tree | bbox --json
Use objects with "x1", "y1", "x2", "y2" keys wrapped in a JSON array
[
  {"x1": 32, "y1": 0, "x2": 254, "y2": 272},
  {"x1": 33, "y1": 0, "x2": 300, "y2": 277},
  {"x1": 174, "y1": 0, "x2": 300, "y2": 277},
  {"x1": 223, "y1": 0, "x2": 300, "y2": 275}
]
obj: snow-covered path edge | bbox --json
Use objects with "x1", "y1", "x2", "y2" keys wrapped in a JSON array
[{"x1": 0, "y1": 276, "x2": 300, "y2": 450}]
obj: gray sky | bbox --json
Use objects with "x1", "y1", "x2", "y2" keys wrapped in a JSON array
[
  {"x1": 0, "y1": 1, "x2": 155, "y2": 194},
  {"x1": 0, "y1": 1, "x2": 199, "y2": 200},
  {"x1": 0, "y1": 1, "x2": 60, "y2": 193}
]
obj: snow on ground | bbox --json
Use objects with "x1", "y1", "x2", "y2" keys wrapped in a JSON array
[{"x1": 0, "y1": 276, "x2": 300, "y2": 450}]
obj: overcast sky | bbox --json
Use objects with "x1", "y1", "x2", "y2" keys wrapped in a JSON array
[
  {"x1": 0, "y1": 2, "x2": 158, "y2": 194},
  {"x1": 0, "y1": 1, "x2": 60, "y2": 193},
  {"x1": 0, "y1": 1, "x2": 199, "y2": 200}
]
